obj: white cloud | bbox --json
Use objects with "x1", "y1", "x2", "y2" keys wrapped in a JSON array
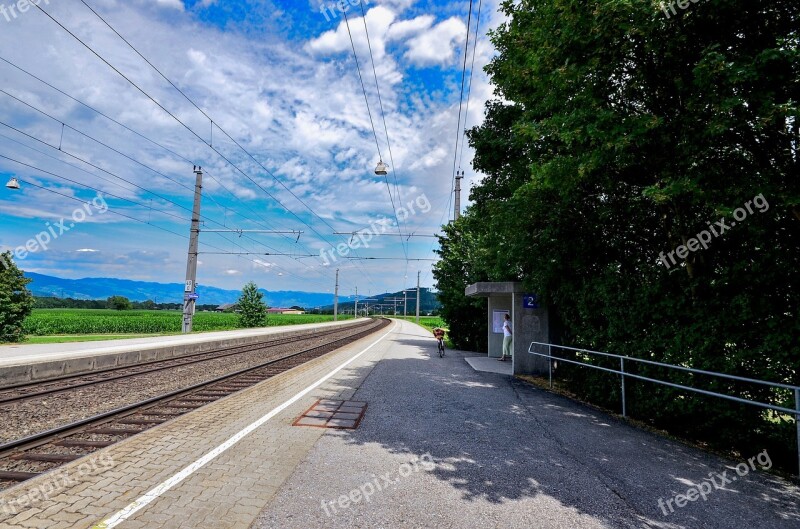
[
  {"x1": 404, "y1": 17, "x2": 467, "y2": 66},
  {"x1": 386, "y1": 14, "x2": 434, "y2": 41},
  {"x1": 0, "y1": 0, "x2": 507, "y2": 292},
  {"x1": 154, "y1": 0, "x2": 185, "y2": 11}
]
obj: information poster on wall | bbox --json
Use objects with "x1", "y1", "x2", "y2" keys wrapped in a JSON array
[{"x1": 492, "y1": 310, "x2": 510, "y2": 334}]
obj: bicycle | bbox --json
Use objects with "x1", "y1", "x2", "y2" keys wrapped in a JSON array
[{"x1": 436, "y1": 337, "x2": 445, "y2": 358}]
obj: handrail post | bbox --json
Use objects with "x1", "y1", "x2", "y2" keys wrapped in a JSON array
[
  {"x1": 795, "y1": 388, "x2": 799, "y2": 479},
  {"x1": 548, "y1": 344, "x2": 553, "y2": 388},
  {"x1": 620, "y1": 358, "x2": 627, "y2": 418}
]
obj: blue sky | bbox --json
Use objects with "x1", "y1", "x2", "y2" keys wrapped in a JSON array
[{"x1": 0, "y1": 0, "x2": 501, "y2": 297}]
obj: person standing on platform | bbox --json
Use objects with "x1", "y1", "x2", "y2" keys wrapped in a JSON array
[{"x1": 500, "y1": 313, "x2": 512, "y2": 361}]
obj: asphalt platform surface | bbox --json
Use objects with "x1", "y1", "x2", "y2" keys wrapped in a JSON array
[{"x1": 253, "y1": 319, "x2": 800, "y2": 529}]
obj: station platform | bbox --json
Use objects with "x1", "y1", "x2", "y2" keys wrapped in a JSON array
[
  {"x1": 0, "y1": 318, "x2": 368, "y2": 386},
  {"x1": 0, "y1": 319, "x2": 798, "y2": 529}
]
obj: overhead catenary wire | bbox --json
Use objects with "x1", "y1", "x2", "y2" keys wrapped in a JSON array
[
  {"x1": 0, "y1": 98, "x2": 323, "y2": 273},
  {"x1": 0, "y1": 151, "x2": 290, "y2": 268},
  {"x1": 0, "y1": 54, "x2": 316, "y2": 253},
  {"x1": 50, "y1": 1, "x2": 380, "y2": 290},
  {"x1": 356, "y1": 0, "x2": 410, "y2": 281},
  {"x1": 4, "y1": 177, "x2": 331, "y2": 288},
  {"x1": 0, "y1": 153, "x2": 190, "y2": 223},
  {"x1": 22, "y1": 1, "x2": 428, "y2": 291},
  {"x1": 422, "y1": 0, "x2": 484, "y2": 288},
  {"x1": 0, "y1": 65, "x2": 325, "y2": 269},
  {"x1": 457, "y1": 0, "x2": 483, "y2": 169},
  {"x1": 78, "y1": 0, "x2": 341, "y2": 236},
  {"x1": 75, "y1": 0, "x2": 378, "y2": 292},
  {"x1": 342, "y1": 7, "x2": 409, "y2": 291},
  {"x1": 0, "y1": 95, "x2": 358, "y2": 289},
  {"x1": 0, "y1": 109, "x2": 291, "y2": 257},
  {"x1": 30, "y1": 2, "x2": 338, "y2": 251},
  {"x1": 445, "y1": 0, "x2": 475, "y2": 223}
]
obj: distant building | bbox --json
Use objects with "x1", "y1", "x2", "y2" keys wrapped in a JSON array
[
  {"x1": 216, "y1": 303, "x2": 239, "y2": 312},
  {"x1": 267, "y1": 308, "x2": 305, "y2": 315}
]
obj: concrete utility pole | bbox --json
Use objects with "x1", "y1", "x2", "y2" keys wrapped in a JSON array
[
  {"x1": 182, "y1": 166, "x2": 203, "y2": 333},
  {"x1": 403, "y1": 290, "x2": 407, "y2": 318},
  {"x1": 416, "y1": 271, "x2": 420, "y2": 323},
  {"x1": 334, "y1": 268, "x2": 339, "y2": 321},
  {"x1": 454, "y1": 170, "x2": 464, "y2": 221},
  {"x1": 354, "y1": 286, "x2": 358, "y2": 319}
]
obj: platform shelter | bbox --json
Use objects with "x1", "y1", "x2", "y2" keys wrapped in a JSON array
[{"x1": 465, "y1": 282, "x2": 552, "y2": 376}]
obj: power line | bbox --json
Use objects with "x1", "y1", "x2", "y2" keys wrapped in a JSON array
[
  {"x1": 60, "y1": 1, "x2": 373, "y2": 288},
  {"x1": 342, "y1": 9, "x2": 383, "y2": 160},
  {"x1": 447, "y1": 0, "x2": 475, "y2": 222},
  {"x1": 458, "y1": 0, "x2": 483, "y2": 169},
  {"x1": 0, "y1": 129, "x2": 190, "y2": 215},
  {"x1": 31, "y1": 2, "x2": 333, "y2": 249},
  {"x1": 0, "y1": 124, "x2": 324, "y2": 281},
  {"x1": 0, "y1": 153, "x2": 190, "y2": 223},
  {"x1": 0, "y1": 54, "x2": 318, "y2": 252},
  {"x1": 0, "y1": 86, "x2": 321, "y2": 264},
  {"x1": 4, "y1": 177, "x2": 331, "y2": 288},
  {"x1": 77, "y1": 1, "x2": 365, "y2": 254},
  {"x1": 0, "y1": 112, "x2": 288, "y2": 257},
  {"x1": 9, "y1": 178, "x2": 190, "y2": 240},
  {"x1": 356, "y1": 0, "x2": 410, "y2": 274},
  {"x1": 342, "y1": 7, "x2": 409, "y2": 278},
  {"x1": 25, "y1": 1, "x2": 424, "y2": 289}
]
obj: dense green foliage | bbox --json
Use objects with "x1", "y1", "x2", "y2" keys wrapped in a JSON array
[
  {"x1": 237, "y1": 281, "x2": 268, "y2": 328},
  {"x1": 22, "y1": 310, "x2": 350, "y2": 335},
  {"x1": 435, "y1": 0, "x2": 799, "y2": 470},
  {"x1": 0, "y1": 252, "x2": 34, "y2": 343},
  {"x1": 106, "y1": 296, "x2": 132, "y2": 311}
]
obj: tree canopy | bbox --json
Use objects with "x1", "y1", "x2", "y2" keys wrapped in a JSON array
[
  {"x1": 0, "y1": 252, "x2": 34, "y2": 343},
  {"x1": 434, "y1": 0, "x2": 799, "y2": 471},
  {"x1": 237, "y1": 281, "x2": 267, "y2": 328}
]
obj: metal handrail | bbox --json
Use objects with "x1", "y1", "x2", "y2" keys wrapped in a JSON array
[
  {"x1": 527, "y1": 341, "x2": 800, "y2": 477},
  {"x1": 529, "y1": 341, "x2": 799, "y2": 391}
]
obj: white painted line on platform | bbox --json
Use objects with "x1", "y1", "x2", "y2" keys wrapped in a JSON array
[{"x1": 90, "y1": 321, "x2": 396, "y2": 529}]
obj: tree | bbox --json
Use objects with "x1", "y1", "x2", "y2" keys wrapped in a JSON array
[
  {"x1": 436, "y1": 0, "x2": 799, "y2": 471},
  {"x1": 107, "y1": 296, "x2": 132, "y2": 311},
  {"x1": 237, "y1": 281, "x2": 267, "y2": 328},
  {"x1": 0, "y1": 251, "x2": 34, "y2": 343}
]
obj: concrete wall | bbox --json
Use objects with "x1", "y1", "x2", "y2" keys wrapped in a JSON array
[{"x1": 512, "y1": 296, "x2": 551, "y2": 376}]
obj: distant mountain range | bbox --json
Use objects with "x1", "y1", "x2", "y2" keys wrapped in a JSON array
[
  {"x1": 24, "y1": 272, "x2": 441, "y2": 311},
  {"x1": 24, "y1": 272, "x2": 354, "y2": 308}
]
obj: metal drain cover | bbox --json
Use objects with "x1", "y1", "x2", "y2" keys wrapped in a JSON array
[{"x1": 294, "y1": 399, "x2": 367, "y2": 429}]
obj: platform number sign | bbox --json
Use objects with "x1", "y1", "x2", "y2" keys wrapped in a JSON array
[{"x1": 522, "y1": 294, "x2": 539, "y2": 309}]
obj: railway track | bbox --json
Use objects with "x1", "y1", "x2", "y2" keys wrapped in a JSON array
[
  {"x1": 0, "y1": 318, "x2": 389, "y2": 490},
  {"x1": 0, "y1": 320, "x2": 372, "y2": 404}
]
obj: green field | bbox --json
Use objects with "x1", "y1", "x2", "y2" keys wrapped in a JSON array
[{"x1": 21, "y1": 309, "x2": 353, "y2": 338}]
